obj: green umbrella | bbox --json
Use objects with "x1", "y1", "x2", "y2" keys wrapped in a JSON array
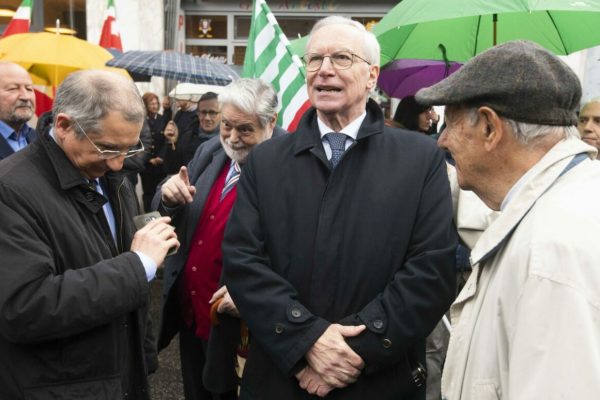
[{"x1": 373, "y1": 0, "x2": 600, "y2": 65}]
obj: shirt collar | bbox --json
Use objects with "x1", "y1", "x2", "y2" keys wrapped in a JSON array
[
  {"x1": 317, "y1": 111, "x2": 367, "y2": 140},
  {"x1": 0, "y1": 119, "x2": 32, "y2": 141},
  {"x1": 500, "y1": 165, "x2": 537, "y2": 211}
]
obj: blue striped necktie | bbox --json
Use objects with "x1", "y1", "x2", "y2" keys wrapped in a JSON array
[
  {"x1": 221, "y1": 160, "x2": 241, "y2": 200},
  {"x1": 325, "y1": 132, "x2": 349, "y2": 168}
]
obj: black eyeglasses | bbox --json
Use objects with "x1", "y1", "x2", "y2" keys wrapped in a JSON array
[
  {"x1": 302, "y1": 51, "x2": 371, "y2": 72},
  {"x1": 198, "y1": 110, "x2": 220, "y2": 117},
  {"x1": 71, "y1": 118, "x2": 145, "y2": 160}
]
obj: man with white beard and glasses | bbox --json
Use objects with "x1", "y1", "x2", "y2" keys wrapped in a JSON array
[{"x1": 152, "y1": 78, "x2": 285, "y2": 400}]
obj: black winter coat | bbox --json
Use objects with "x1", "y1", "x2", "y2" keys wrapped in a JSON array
[
  {"x1": 222, "y1": 100, "x2": 457, "y2": 400},
  {"x1": 0, "y1": 132, "x2": 157, "y2": 399}
]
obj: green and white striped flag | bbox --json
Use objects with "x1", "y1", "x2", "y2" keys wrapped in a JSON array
[{"x1": 243, "y1": 0, "x2": 311, "y2": 131}]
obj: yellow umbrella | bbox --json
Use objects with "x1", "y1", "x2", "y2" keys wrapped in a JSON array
[{"x1": 0, "y1": 32, "x2": 129, "y2": 86}]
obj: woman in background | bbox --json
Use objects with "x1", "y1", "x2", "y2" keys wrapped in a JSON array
[
  {"x1": 392, "y1": 95, "x2": 439, "y2": 135},
  {"x1": 140, "y1": 92, "x2": 168, "y2": 212}
]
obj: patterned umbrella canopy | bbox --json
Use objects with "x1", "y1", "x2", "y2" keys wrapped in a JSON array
[{"x1": 106, "y1": 50, "x2": 238, "y2": 86}]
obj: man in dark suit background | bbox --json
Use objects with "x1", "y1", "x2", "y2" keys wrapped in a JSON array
[
  {"x1": 0, "y1": 62, "x2": 37, "y2": 160},
  {"x1": 162, "y1": 92, "x2": 221, "y2": 174},
  {"x1": 153, "y1": 78, "x2": 283, "y2": 400}
]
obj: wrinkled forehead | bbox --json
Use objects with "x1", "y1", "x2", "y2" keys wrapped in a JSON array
[
  {"x1": 581, "y1": 102, "x2": 600, "y2": 117},
  {"x1": 443, "y1": 105, "x2": 467, "y2": 121},
  {"x1": 198, "y1": 98, "x2": 219, "y2": 111},
  {"x1": 221, "y1": 105, "x2": 259, "y2": 125},
  {"x1": 0, "y1": 65, "x2": 32, "y2": 86},
  {"x1": 307, "y1": 24, "x2": 362, "y2": 54}
]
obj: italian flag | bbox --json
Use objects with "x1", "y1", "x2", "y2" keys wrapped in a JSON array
[
  {"x1": 1, "y1": 0, "x2": 53, "y2": 117},
  {"x1": 243, "y1": 0, "x2": 311, "y2": 132},
  {"x1": 99, "y1": 0, "x2": 123, "y2": 51},
  {"x1": 2, "y1": 0, "x2": 32, "y2": 38}
]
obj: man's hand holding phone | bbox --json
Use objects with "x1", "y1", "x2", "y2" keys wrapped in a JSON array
[{"x1": 131, "y1": 213, "x2": 179, "y2": 266}]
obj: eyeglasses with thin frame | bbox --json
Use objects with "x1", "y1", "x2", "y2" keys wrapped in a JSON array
[
  {"x1": 302, "y1": 51, "x2": 371, "y2": 72},
  {"x1": 198, "y1": 110, "x2": 220, "y2": 117},
  {"x1": 71, "y1": 118, "x2": 145, "y2": 160}
]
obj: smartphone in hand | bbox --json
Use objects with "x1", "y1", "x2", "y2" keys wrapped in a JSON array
[{"x1": 133, "y1": 212, "x2": 178, "y2": 256}]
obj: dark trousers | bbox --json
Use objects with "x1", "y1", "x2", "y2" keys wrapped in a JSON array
[
  {"x1": 179, "y1": 324, "x2": 237, "y2": 400},
  {"x1": 140, "y1": 168, "x2": 166, "y2": 212}
]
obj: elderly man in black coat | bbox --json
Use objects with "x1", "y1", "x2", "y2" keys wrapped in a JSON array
[
  {"x1": 222, "y1": 16, "x2": 457, "y2": 400},
  {"x1": 0, "y1": 70, "x2": 179, "y2": 399}
]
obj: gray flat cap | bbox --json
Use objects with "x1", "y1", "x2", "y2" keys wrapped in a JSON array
[{"x1": 416, "y1": 40, "x2": 581, "y2": 126}]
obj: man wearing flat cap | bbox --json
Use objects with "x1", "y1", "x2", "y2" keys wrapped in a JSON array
[{"x1": 416, "y1": 40, "x2": 600, "y2": 399}]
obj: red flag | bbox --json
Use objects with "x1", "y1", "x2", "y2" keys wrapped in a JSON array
[{"x1": 99, "y1": 0, "x2": 123, "y2": 51}]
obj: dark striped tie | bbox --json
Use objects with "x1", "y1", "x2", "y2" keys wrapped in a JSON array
[{"x1": 221, "y1": 160, "x2": 241, "y2": 200}]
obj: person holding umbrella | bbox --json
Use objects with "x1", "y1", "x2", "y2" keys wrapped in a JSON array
[{"x1": 417, "y1": 40, "x2": 600, "y2": 400}]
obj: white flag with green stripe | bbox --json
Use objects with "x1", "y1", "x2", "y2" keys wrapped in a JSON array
[{"x1": 243, "y1": 0, "x2": 311, "y2": 131}]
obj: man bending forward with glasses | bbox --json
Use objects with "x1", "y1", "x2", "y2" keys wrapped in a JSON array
[
  {"x1": 221, "y1": 16, "x2": 456, "y2": 400},
  {"x1": 0, "y1": 70, "x2": 179, "y2": 400}
]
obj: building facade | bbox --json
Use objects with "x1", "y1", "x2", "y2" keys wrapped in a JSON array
[{"x1": 2, "y1": 0, "x2": 600, "y2": 103}]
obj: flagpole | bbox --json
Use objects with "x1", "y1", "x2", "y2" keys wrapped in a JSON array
[{"x1": 55, "y1": 19, "x2": 60, "y2": 88}]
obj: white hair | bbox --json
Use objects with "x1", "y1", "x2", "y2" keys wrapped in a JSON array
[
  {"x1": 465, "y1": 107, "x2": 578, "y2": 145},
  {"x1": 308, "y1": 16, "x2": 380, "y2": 67},
  {"x1": 218, "y1": 78, "x2": 278, "y2": 129}
]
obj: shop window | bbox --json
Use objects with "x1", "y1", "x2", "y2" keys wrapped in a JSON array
[
  {"x1": 186, "y1": 45, "x2": 228, "y2": 63},
  {"x1": 236, "y1": 16, "x2": 319, "y2": 41},
  {"x1": 277, "y1": 17, "x2": 320, "y2": 39},
  {"x1": 234, "y1": 16, "x2": 250, "y2": 39},
  {"x1": 186, "y1": 15, "x2": 227, "y2": 39},
  {"x1": 2, "y1": 0, "x2": 86, "y2": 39},
  {"x1": 233, "y1": 46, "x2": 247, "y2": 65},
  {"x1": 352, "y1": 17, "x2": 381, "y2": 31},
  {"x1": 44, "y1": 0, "x2": 86, "y2": 38}
]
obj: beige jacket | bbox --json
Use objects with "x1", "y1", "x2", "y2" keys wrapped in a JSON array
[{"x1": 443, "y1": 137, "x2": 600, "y2": 400}]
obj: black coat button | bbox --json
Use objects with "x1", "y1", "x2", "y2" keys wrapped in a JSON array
[
  {"x1": 373, "y1": 319, "x2": 384, "y2": 329},
  {"x1": 275, "y1": 323, "x2": 284, "y2": 334},
  {"x1": 382, "y1": 338, "x2": 392, "y2": 348}
]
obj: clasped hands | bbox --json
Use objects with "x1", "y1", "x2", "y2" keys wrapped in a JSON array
[{"x1": 296, "y1": 324, "x2": 365, "y2": 397}]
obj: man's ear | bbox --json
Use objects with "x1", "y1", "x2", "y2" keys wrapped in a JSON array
[
  {"x1": 478, "y1": 106, "x2": 504, "y2": 151},
  {"x1": 366, "y1": 65, "x2": 380, "y2": 90},
  {"x1": 53, "y1": 113, "x2": 72, "y2": 142},
  {"x1": 266, "y1": 114, "x2": 277, "y2": 138}
]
